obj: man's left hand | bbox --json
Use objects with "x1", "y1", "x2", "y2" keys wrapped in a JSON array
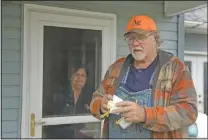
[{"x1": 112, "y1": 101, "x2": 146, "y2": 123}]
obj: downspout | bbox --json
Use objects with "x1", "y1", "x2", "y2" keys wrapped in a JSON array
[
  {"x1": 0, "y1": 0, "x2": 2, "y2": 138},
  {"x1": 177, "y1": 14, "x2": 185, "y2": 61},
  {"x1": 20, "y1": 1, "x2": 25, "y2": 138}
]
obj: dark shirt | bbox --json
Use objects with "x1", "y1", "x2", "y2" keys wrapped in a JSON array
[
  {"x1": 123, "y1": 56, "x2": 158, "y2": 92},
  {"x1": 44, "y1": 85, "x2": 93, "y2": 139},
  {"x1": 53, "y1": 85, "x2": 93, "y2": 115}
]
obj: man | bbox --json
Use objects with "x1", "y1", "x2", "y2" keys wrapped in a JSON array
[{"x1": 90, "y1": 15, "x2": 198, "y2": 138}]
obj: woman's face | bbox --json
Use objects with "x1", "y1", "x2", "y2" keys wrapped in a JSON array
[{"x1": 72, "y1": 68, "x2": 87, "y2": 89}]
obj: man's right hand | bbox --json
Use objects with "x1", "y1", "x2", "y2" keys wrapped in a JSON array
[{"x1": 100, "y1": 94, "x2": 113, "y2": 113}]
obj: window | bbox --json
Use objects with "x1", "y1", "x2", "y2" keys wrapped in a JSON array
[{"x1": 42, "y1": 26, "x2": 102, "y2": 138}]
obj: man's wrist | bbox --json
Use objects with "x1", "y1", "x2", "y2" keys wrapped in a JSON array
[{"x1": 142, "y1": 107, "x2": 146, "y2": 123}]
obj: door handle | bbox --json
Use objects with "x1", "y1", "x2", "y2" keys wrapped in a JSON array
[
  {"x1": 30, "y1": 113, "x2": 46, "y2": 137},
  {"x1": 35, "y1": 120, "x2": 46, "y2": 125}
]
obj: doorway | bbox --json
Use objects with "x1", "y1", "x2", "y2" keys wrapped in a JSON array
[
  {"x1": 184, "y1": 53, "x2": 207, "y2": 115},
  {"x1": 21, "y1": 4, "x2": 116, "y2": 138}
]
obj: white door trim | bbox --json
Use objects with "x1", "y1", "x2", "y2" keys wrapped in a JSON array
[
  {"x1": 184, "y1": 51, "x2": 208, "y2": 56},
  {"x1": 184, "y1": 55, "x2": 198, "y2": 89},
  {"x1": 21, "y1": 4, "x2": 117, "y2": 138},
  {"x1": 184, "y1": 54, "x2": 207, "y2": 113}
]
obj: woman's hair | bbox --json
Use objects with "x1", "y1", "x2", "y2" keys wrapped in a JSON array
[{"x1": 71, "y1": 64, "x2": 89, "y2": 77}]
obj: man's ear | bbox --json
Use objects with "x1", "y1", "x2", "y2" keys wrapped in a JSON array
[{"x1": 154, "y1": 32, "x2": 159, "y2": 40}]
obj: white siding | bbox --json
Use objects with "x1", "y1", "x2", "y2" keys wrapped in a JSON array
[{"x1": 185, "y1": 33, "x2": 207, "y2": 52}]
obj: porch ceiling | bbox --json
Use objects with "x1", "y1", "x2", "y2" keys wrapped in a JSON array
[
  {"x1": 164, "y1": 1, "x2": 207, "y2": 17},
  {"x1": 184, "y1": 6, "x2": 207, "y2": 34}
]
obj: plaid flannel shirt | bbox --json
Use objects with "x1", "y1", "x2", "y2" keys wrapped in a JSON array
[{"x1": 90, "y1": 50, "x2": 198, "y2": 138}]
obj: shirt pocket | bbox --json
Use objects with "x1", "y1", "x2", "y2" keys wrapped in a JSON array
[
  {"x1": 160, "y1": 78, "x2": 172, "y2": 92},
  {"x1": 159, "y1": 79, "x2": 172, "y2": 106}
]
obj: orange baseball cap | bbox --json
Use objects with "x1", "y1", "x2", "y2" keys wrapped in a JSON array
[{"x1": 124, "y1": 15, "x2": 157, "y2": 36}]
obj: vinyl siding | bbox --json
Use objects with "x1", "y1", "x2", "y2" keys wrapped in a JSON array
[
  {"x1": 185, "y1": 33, "x2": 207, "y2": 52},
  {"x1": 2, "y1": 1, "x2": 22, "y2": 138}
]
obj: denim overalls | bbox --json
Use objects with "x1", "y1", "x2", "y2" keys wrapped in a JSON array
[{"x1": 109, "y1": 66, "x2": 154, "y2": 138}]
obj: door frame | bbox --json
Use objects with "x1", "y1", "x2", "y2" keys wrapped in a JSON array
[
  {"x1": 21, "y1": 4, "x2": 117, "y2": 138},
  {"x1": 184, "y1": 51, "x2": 207, "y2": 113}
]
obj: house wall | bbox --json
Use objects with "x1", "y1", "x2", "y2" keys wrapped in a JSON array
[
  {"x1": 2, "y1": 2, "x2": 22, "y2": 138},
  {"x1": 2, "y1": 1, "x2": 180, "y2": 138},
  {"x1": 185, "y1": 33, "x2": 207, "y2": 52}
]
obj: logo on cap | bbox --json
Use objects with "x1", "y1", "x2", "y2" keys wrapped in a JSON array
[{"x1": 132, "y1": 20, "x2": 141, "y2": 26}]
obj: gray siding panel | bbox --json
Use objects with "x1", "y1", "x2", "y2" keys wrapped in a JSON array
[
  {"x1": 2, "y1": 86, "x2": 20, "y2": 97},
  {"x1": 185, "y1": 33, "x2": 207, "y2": 52},
  {"x1": 2, "y1": 1, "x2": 179, "y2": 138},
  {"x1": 2, "y1": 131, "x2": 18, "y2": 138},
  {"x1": 2, "y1": 109, "x2": 19, "y2": 121},
  {"x1": 2, "y1": 2, "x2": 22, "y2": 138},
  {"x1": 2, "y1": 50, "x2": 21, "y2": 62},
  {"x1": 2, "y1": 26, "x2": 21, "y2": 39},
  {"x1": 2, "y1": 2, "x2": 21, "y2": 16},
  {"x1": 160, "y1": 40, "x2": 177, "y2": 50},
  {"x1": 2, "y1": 74, "x2": 20, "y2": 86},
  {"x1": 159, "y1": 31, "x2": 177, "y2": 41},
  {"x1": 2, "y1": 38, "x2": 21, "y2": 50},
  {"x1": 2, "y1": 97, "x2": 20, "y2": 109},
  {"x1": 2, "y1": 62, "x2": 21, "y2": 73},
  {"x1": 2, "y1": 121, "x2": 18, "y2": 133},
  {"x1": 2, "y1": 16, "x2": 21, "y2": 28},
  {"x1": 155, "y1": 21, "x2": 178, "y2": 31}
]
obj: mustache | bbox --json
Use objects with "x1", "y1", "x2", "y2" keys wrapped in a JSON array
[{"x1": 133, "y1": 47, "x2": 143, "y2": 51}]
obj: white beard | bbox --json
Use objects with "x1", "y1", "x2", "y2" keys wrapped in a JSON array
[{"x1": 132, "y1": 51, "x2": 146, "y2": 61}]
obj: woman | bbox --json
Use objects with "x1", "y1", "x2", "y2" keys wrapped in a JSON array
[
  {"x1": 45, "y1": 66, "x2": 93, "y2": 138},
  {"x1": 62, "y1": 66, "x2": 92, "y2": 115}
]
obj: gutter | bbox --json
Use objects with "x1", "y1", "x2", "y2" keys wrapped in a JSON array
[{"x1": 184, "y1": 20, "x2": 207, "y2": 34}]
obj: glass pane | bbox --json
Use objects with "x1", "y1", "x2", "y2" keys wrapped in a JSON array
[
  {"x1": 204, "y1": 62, "x2": 207, "y2": 115},
  {"x1": 184, "y1": 61, "x2": 192, "y2": 74},
  {"x1": 42, "y1": 26, "x2": 102, "y2": 117},
  {"x1": 42, "y1": 122, "x2": 101, "y2": 138}
]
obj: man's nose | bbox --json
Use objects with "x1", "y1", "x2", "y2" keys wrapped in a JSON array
[{"x1": 132, "y1": 40, "x2": 141, "y2": 46}]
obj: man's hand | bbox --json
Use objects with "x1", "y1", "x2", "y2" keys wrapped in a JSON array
[
  {"x1": 100, "y1": 94, "x2": 113, "y2": 113},
  {"x1": 112, "y1": 101, "x2": 146, "y2": 123}
]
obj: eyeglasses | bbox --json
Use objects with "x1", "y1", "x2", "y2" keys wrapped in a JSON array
[
  {"x1": 125, "y1": 34, "x2": 152, "y2": 45},
  {"x1": 73, "y1": 73, "x2": 87, "y2": 78}
]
